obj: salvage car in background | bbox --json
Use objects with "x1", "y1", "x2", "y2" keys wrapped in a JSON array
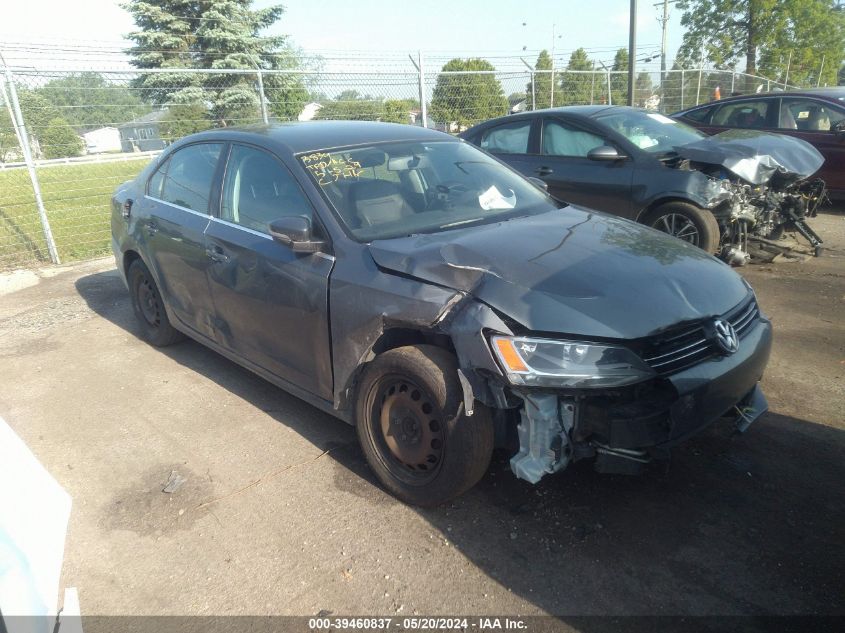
[
  {"x1": 460, "y1": 106, "x2": 826, "y2": 263},
  {"x1": 671, "y1": 88, "x2": 845, "y2": 199},
  {"x1": 112, "y1": 121, "x2": 771, "y2": 506}
]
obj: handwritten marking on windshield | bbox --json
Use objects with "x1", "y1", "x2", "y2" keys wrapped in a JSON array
[{"x1": 302, "y1": 152, "x2": 363, "y2": 185}]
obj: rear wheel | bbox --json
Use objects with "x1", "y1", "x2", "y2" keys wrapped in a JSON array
[
  {"x1": 127, "y1": 259, "x2": 184, "y2": 347},
  {"x1": 355, "y1": 345, "x2": 493, "y2": 506},
  {"x1": 643, "y1": 202, "x2": 721, "y2": 253}
]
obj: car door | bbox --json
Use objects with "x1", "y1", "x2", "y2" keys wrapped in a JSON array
[
  {"x1": 775, "y1": 97, "x2": 845, "y2": 193},
  {"x1": 204, "y1": 143, "x2": 334, "y2": 400},
  {"x1": 519, "y1": 116, "x2": 635, "y2": 216},
  {"x1": 143, "y1": 142, "x2": 224, "y2": 339}
]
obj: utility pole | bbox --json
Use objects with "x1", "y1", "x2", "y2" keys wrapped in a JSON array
[
  {"x1": 656, "y1": 0, "x2": 673, "y2": 82},
  {"x1": 628, "y1": 0, "x2": 637, "y2": 106}
]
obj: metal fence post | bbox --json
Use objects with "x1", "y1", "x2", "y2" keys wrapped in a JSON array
[
  {"x1": 256, "y1": 69, "x2": 269, "y2": 124},
  {"x1": 2, "y1": 62, "x2": 60, "y2": 265},
  {"x1": 680, "y1": 69, "x2": 685, "y2": 109},
  {"x1": 696, "y1": 66, "x2": 703, "y2": 105},
  {"x1": 606, "y1": 70, "x2": 612, "y2": 106},
  {"x1": 418, "y1": 51, "x2": 428, "y2": 128}
]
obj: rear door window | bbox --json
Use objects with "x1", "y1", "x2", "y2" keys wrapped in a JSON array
[
  {"x1": 159, "y1": 143, "x2": 223, "y2": 213},
  {"x1": 480, "y1": 120, "x2": 532, "y2": 154},
  {"x1": 683, "y1": 105, "x2": 715, "y2": 124}
]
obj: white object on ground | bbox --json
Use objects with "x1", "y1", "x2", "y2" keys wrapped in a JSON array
[{"x1": 0, "y1": 417, "x2": 72, "y2": 633}]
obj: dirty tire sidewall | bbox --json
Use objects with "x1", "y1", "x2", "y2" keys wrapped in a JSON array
[
  {"x1": 643, "y1": 201, "x2": 721, "y2": 254},
  {"x1": 128, "y1": 259, "x2": 183, "y2": 347},
  {"x1": 355, "y1": 345, "x2": 494, "y2": 507}
]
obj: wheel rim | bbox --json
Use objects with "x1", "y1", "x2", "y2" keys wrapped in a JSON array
[
  {"x1": 136, "y1": 274, "x2": 161, "y2": 328},
  {"x1": 654, "y1": 213, "x2": 700, "y2": 245},
  {"x1": 370, "y1": 376, "x2": 445, "y2": 484}
]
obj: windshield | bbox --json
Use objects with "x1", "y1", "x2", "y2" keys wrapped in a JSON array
[
  {"x1": 299, "y1": 140, "x2": 559, "y2": 241},
  {"x1": 595, "y1": 110, "x2": 706, "y2": 154}
]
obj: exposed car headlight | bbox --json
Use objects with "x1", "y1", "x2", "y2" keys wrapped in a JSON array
[{"x1": 490, "y1": 336, "x2": 656, "y2": 388}]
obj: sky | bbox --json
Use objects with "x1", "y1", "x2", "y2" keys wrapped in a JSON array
[{"x1": 0, "y1": 0, "x2": 686, "y2": 71}]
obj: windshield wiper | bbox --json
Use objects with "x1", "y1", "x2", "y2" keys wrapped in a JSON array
[{"x1": 440, "y1": 217, "x2": 484, "y2": 229}]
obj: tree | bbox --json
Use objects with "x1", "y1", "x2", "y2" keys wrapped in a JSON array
[
  {"x1": 635, "y1": 72, "x2": 655, "y2": 106},
  {"x1": 839, "y1": 64, "x2": 845, "y2": 85},
  {"x1": 4, "y1": 92, "x2": 81, "y2": 159},
  {"x1": 757, "y1": 1, "x2": 845, "y2": 86},
  {"x1": 123, "y1": 0, "x2": 308, "y2": 126},
  {"x1": 314, "y1": 94, "x2": 412, "y2": 123},
  {"x1": 610, "y1": 48, "x2": 629, "y2": 105},
  {"x1": 39, "y1": 118, "x2": 83, "y2": 159},
  {"x1": 557, "y1": 48, "x2": 595, "y2": 106},
  {"x1": 676, "y1": 0, "x2": 844, "y2": 89},
  {"x1": 38, "y1": 73, "x2": 149, "y2": 131},
  {"x1": 430, "y1": 58, "x2": 508, "y2": 129},
  {"x1": 159, "y1": 103, "x2": 213, "y2": 141},
  {"x1": 526, "y1": 50, "x2": 553, "y2": 110}
]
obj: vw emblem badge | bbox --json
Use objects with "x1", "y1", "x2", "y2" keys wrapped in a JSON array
[{"x1": 713, "y1": 319, "x2": 739, "y2": 354}]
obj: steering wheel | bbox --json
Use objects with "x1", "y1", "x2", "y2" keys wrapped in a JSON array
[{"x1": 427, "y1": 180, "x2": 477, "y2": 209}]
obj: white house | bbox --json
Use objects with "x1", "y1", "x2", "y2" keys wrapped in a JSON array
[
  {"x1": 298, "y1": 102, "x2": 323, "y2": 122},
  {"x1": 83, "y1": 127, "x2": 122, "y2": 154}
]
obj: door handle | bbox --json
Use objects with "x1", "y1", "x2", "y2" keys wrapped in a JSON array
[
  {"x1": 206, "y1": 245, "x2": 230, "y2": 263},
  {"x1": 535, "y1": 166, "x2": 553, "y2": 176},
  {"x1": 146, "y1": 221, "x2": 158, "y2": 236}
]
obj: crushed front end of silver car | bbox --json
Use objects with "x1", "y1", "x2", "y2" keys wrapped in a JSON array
[{"x1": 671, "y1": 129, "x2": 827, "y2": 264}]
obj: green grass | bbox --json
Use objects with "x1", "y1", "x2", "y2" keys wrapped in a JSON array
[{"x1": 0, "y1": 158, "x2": 153, "y2": 269}]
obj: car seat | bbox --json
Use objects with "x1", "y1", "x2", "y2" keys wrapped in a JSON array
[
  {"x1": 348, "y1": 180, "x2": 415, "y2": 228},
  {"x1": 807, "y1": 109, "x2": 831, "y2": 131}
]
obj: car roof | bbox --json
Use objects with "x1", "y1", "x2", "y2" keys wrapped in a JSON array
[
  {"x1": 460, "y1": 105, "x2": 640, "y2": 137},
  {"x1": 178, "y1": 120, "x2": 454, "y2": 155},
  {"x1": 677, "y1": 87, "x2": 845, "y2": 113}
]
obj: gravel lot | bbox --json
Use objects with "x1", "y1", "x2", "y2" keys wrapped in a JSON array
[{"x1": 0, "y1": 210, "x2": 842, "y2": 623}]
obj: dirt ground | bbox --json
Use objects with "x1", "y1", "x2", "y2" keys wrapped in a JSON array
[{"x1": 0, "y1": 209, "x2": 842, "y2": 624}]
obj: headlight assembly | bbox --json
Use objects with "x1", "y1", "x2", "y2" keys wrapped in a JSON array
[{"x1": 490, "y1": 336, "x2": 656, "y2": 388}]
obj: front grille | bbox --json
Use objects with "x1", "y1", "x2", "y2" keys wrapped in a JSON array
[{"x1": 642, "y1": 297, "x2": 760, "y2": 375}]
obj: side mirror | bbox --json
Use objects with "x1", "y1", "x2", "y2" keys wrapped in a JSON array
[
  {"x1": 832, "y1": 120, "x2": 845, "y2": 136},
  {"x1": 587, "y1": 145, "x2": 625, "y2": 161},
  {"x1": 268, "y1": 216, "x2": 325, "y2": 254},
  {"x1": 526, "y1": 176, "x2": 549, "y2": 192}
]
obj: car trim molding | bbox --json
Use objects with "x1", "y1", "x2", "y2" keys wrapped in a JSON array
[{"x1": 144, "y1": 195, "x2": 211, "y2": 219}]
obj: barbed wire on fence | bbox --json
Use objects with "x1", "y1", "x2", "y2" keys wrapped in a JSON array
[{"x1": 0, "y1": 54, "x2": 808, "y2": 270}]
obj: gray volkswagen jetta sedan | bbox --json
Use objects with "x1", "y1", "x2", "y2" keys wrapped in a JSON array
[{"x1": 111, "y1": 121, "x2": 771, "y2": 506}]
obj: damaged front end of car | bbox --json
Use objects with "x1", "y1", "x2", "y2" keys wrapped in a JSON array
[
  {"x1": 344, "y1": 208, "x2": 774, "y2": 484},
  {"x1": 669, "y1": 130, "x2": 827, "y2": 264}
]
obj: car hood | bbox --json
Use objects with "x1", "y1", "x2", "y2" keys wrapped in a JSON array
[
  {"x1": 676, "y1": 129, "x2": 824, "y2": 185},
  {"x1": 367, "y1": 207, "x2": 750, "y2": 340}
]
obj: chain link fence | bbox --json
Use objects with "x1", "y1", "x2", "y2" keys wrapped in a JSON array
[{"x1": 0, "y1": 59, "x2": 799, "y2": 270}]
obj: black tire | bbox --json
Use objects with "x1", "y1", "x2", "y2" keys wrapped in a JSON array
[
  {"x1": 355, "y1": 345, "x2": 494, "y2": 506},
  {"x1": 642, "y1": 201, "x2": 721, "y2": 253},
  {"x1": 127, "y1": 259, "x2": 184, "y2": 347}
]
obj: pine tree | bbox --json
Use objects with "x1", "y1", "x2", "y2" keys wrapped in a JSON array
[
  {"x1": 526, "y1": 50, "x2": 553, "y2": 110},
  {"x1": 557, "y1": 49, "x2": 594, "y2": 106},
  {"x1": 123, "y1": 0, "x2": 308, "y2": 128}
]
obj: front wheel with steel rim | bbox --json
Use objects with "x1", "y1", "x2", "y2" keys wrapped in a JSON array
[
  {"x1": 355, "y1": 345, "x2": 494, "y2": 506},
  {"x1": 642, "y1": 201, "x2": 720, "y2": 253},
  {"x1": 127, "y1": 258, "x2": 184, "y2": 347}
]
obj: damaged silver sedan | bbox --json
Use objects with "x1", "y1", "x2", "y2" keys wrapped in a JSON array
[{"x1": 111, "y1": 122, "x2": 772, "y2": 506}]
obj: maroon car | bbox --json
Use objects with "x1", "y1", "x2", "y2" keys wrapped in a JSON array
[{"x1": 672, "y1": 88, "x2": 845, "y2": 199}]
